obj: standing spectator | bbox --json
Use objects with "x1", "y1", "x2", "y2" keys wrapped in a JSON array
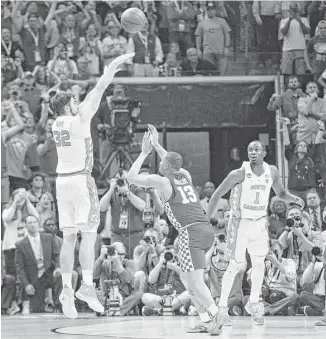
[
  {"x1": 180, "y1": 48, "x2": 217, "y2": 76},
  {"x1": 166, "y1": 1, "x2": 195, "y2": 56},
  {"x1": 79, "y1": 23, "x2": 102, "y2": 76},
  {"x1": 101, "y1": 21, "x2": 127, "y2": 69},
  {"x1": 305, "y1": 190, "x2": 326, "y2": 232},
  {"x1": 36, "y1": 192, "x2": 56, "y2": 232},
  {"x1": 297, "y1": 81, "x2": 326, "y2": 145},
  {"x1": 195, "y1": 2, "x2": 231, "y2": 75},
  {"x1": 99, "y1": 175, "x2": 147, "y2": 258},
  {"x1": 279, "y1": 3, "x2": 310, "y2": 76},
  {"x1": 268, "y1": 197, "x2": 288, "y2": 239},
  {"x1": 252, "y1": 0, "x2": 280, "y2": 67},
  {"x1": 2, "y1": 189, "x2": 39, "y2": 276},
  {"x1": 15, "y1": 215, "x2": 62, "y2": 314},
  {"x1": 308, "y1": 1, "x2": 326, "y2": 37},
  {"x1": 20, "y1": 72, "x2": 42, "y2": 117},
  {"x1": 126, "y1": 21, "x2": 163, "y2": 77},
  {"x1": 201, "y1": 181, "x2": 229, "y2": 228},
  {"x1": 307, "y1": 20, "x2": 326, "y2": 83}
]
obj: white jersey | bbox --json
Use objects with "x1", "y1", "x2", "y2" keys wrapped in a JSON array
[
  {"x1": 230, "y1": 161, "x2": 273, "y2": 219},
  {"x1": 52, "y1": 115, "x2": 93, "y2": 175}
]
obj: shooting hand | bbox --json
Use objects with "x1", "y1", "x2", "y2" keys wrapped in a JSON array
[
  {"x1": 148, "y1": 124, "x2": 159, "y2": 146},
  {"x1": 141, "y1": 131, "x2": 153, "y2": 155},
  {"x1": 109, "y1": 53, "x2": 135, "y2": 73}
]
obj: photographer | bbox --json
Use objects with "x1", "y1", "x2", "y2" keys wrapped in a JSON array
[
  {"x1": 206, "y1": 233, "x2": 244, "y2": 316},
  {"x1": 133, "y1": 228, "x2": 165, "y2": 273},
  {"x1": 263, "y1": 240, "x2": 298, "y2": 316},
  {"x1": 99, "y1": 172, "x2": 147, "y2": 258},
  {"x1": 141, "y1": 245, "x2": 186, "y2": 316},
  {"x1": 298, "y1": 247, "x2": 325, "y2": 316},
  {"x1": 93, "y1": 242, "x2": 146, "y2": 316},
  {"x1": 279, "y1": 207, "x2": 324, "y2": 286}
]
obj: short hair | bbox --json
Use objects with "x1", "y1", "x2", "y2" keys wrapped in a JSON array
[
  {"x1": 24, "y1": 214, "x2": 39, "y2": 223},
  {"x1": 166, "y1": 152, "x2": 183, "y2": 171},
  {"x1": 306, "y1": 189, "x2": 319, "y2": 199},
  {"x1": 50, "y1": 92, "x2": 73, "y2": 116},
  {"x1": 248, "y1": 140, "x2": 266, "y2": 152},
  {"x1": 287, "y1": 205, "x2": 302, "y2": 216}
]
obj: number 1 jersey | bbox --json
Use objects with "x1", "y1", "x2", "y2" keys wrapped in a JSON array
[
  {"x1": 52, "y1": 115, "x2": 93, "y2": 175},
  {"x1": 164, "y1": 171, "x2": 208, "y2": 230}
]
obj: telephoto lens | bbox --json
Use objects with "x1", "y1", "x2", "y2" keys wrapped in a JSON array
[
  {"x1": 311, "y1": 246, "x2": 322, "y2": 256},
  {"x1": 286, "y1": 218, "x2": 295, "y2": 227},
  {"x1": 164, "y1": 252, "x2": 174, "y2": 262},
  {"x1": 143, "y1": 236, "x2": 151, "y2": 243},
  {"x1": 106, "y1": 246, "x2": 116, "y2": 256},
  {"x1": 218, "y1": 234, "x2": 226, "y2": 243}
]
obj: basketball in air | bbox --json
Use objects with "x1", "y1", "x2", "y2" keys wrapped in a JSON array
[{"x1": 121, "y1": 8, "x2": 147, "y2": 34}]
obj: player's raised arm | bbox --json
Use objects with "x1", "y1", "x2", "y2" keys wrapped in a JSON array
[
  {"x1": 148, "y1": 124, "x2": 167, "y2": 159},
  {"x1": 78, "y1": 53, "x2": 135, "y2": 123},
  {"x1": 126, "y1": 131, "x2": 167, "y2": 190},
  {"x1": 270, "y1": 165, "x2": 305, "y2": 208},
  {"x1": 207, "y1": 169, "x2": 244, "y2": 219}
]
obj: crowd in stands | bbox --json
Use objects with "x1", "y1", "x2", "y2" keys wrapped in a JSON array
[{"x1": 1, "y1": 0, "x2": 326, "y2": 327}]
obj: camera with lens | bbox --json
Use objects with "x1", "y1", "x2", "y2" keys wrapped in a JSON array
[
  {"x1": 143, "y1": 236, "x2": 155, "y2": 244},
  {"x1": 210, "y1": 218, "x2": 219, "y2": 227},
  {"x1": 311, "y1": 246, "x2": 322, "y2": 257},
  {"x1": 104, "y1": 245, "x2": 116, "y2": 258},
  {"x1": 116, "y1": 169, "x2": 126, "y2": 187},
  {"x1": 103, "y1": 279, "x2": 120, "y2": 292},
  {"x1": 217, "y1": 233, "x2": 226, "y2": 243},
  {"x1": 286, "y1": 216, "x2": 303, "y2": 228},
  {"x1": 164, "y1": 252, "x2": 174, "y2": 262}
]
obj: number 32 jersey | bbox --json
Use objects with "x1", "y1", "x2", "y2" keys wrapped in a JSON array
[
  {"x1": 52, "y1": 115, "x2": 93, "y2": 175},
  {"x1": 230, "y1": 161, "x2": 273, "y2": 219},
  {"x1": 164, "y1": 171, "x2": 208, "y2": 230}
]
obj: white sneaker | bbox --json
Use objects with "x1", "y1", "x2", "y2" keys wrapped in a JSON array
[
  {"x1": 75, "y1": 282, "x2": 104, "y2": 313},
  {"x1": 22, "y1": 301, "x2": 30, "y2": 316},
  {"x1": 245, "y1": 301, "x2": 264, "y2": 326},
  {"x1": 59, "y1": 285, "x2": 78, "y2": 319}
]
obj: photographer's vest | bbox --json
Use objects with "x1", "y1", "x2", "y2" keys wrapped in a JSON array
[{"x1": 132, "y1": 33, "x2": 156, "y2": 65}]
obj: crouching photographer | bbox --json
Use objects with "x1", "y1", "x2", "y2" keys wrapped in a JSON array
[
  {"x1": 141, "y1": 245, "x2": 187, "y2": 316},
  {"x1": 93, "y1": 242, "x2": 147, "y2": 316},
  {"x1": 279, "y1": 207, "x2": 324, "y2": 287},
  {"x1": 298, "y1": 246, "x2": 325, "y2": 316},
  {"x1": 262, "y1": 240, "x2": 298, "y2": 316},
  {"x1": 99, "y1": 171, "x2": 148, "y2": 258}
]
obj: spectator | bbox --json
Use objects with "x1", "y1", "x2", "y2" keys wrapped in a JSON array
[
  {"x1": 263, "y1": 240, "x2": 298, "y2": 316},
  {"x1": 2, "y1": 189, "x2": 39, "y2": 276},
  {"x1": 47, "y1": 43, "x2": 79, "y2": 79},
  {"x1": 252, "y1": 0, "x2": 280, "y2": 67},
  {"x1": 279, "y1": 208, "x2": 324, "y2": 286},
  {"x1": 6, "y1": 82, "x2": 29, "y2": 114},
  {"x1": 305, "y1": 190, "x2": 326, "y2": 232},
  {"x1": 165, "y1": 41, "x2": 183, "y2": 76},
  {"x1": 268, "y1": 196, "x2": 288, "y2": 239},
  {"x1": 206, "y1": 234, "x2": 244, "y2": 316},
  {"x1": 267, "y1": 76, "x2": 305, "y2": 141},
  {"x1": 126, "y1": 21, "x2": 163, "y2": 77},
  {"x1": 158, "y1": 218, "x2": 170, "y2": 246},
  {"x1": 297, "y1": 81, "x2": 326, "y2": 145},
  {"x1": 1, "y1": 251, "x2": 19, "y2": 315},
  {"x1": 36, "y1": 192, "x2": 56, "y2": 231},
  {"x1": 279, "y1": 3, "x2": 310, "y2": 76},
  {"x1": 79, "y1": 23, "x2": 102, "y2": 76},
  {"x1": 308, "y1": 1, "x2": 326, "y2": 37},
  {"x1": 180, "y1": 47, "x2": 217, "y2": 76},
  {"x1": 93, "y1": 242, "x2": 146, "y2": 316},
  {"x1": 101, "y1": 21, "x2": 127, "y2": 69},
  {"x1": 195, "y1": 2, "x2": 231, "y2": 75},
  {"x1": 99, "y1": 174, "x2": 148, "y2": 258},
  {"x1": 298, "y1": 252, "x2": 325, "y2": 316},
  {"x1": 20, "y1": 72, "x2": 43, "y2": 116},
  {"x1": 15, "y1": 215, "x2": 62, "y2": 314},
  {"x1": 201, "y1": 181, "x2": 229, "y2": 229},
  {"x1": 166, "y1": 1, "x2": 195, "y2": 57},
  {"x1": 307, "y1": 20, "x2": 326, "y2": 83}
]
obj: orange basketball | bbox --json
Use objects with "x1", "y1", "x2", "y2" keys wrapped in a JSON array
[{"x1": 121, "y1": 8, "x2": 147, "y2": 34}]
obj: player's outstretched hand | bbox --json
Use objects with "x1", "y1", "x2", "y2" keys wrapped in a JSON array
[
  {"x1": 108, "y1": 53, "x2": 135, "y2": 73},
  {"x1": 148, "y1": 124, "x2": 159, "y2": 146},
  {"x1": 142, "y1": 131, "x2": 153, "y2": 156}
]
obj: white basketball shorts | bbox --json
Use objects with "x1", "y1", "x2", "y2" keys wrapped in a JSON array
[{"x1": 56, "y1": 174, "x2": 100, "y2": 235}]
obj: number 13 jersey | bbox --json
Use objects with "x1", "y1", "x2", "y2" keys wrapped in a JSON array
[
  {"x1": 164, "y1": 171, "x2": 208, "y2": 230},
  {"x1": 52, "y1": 115, "x2": 93, "y2": 175},
  {"x1": 230, "y1": 161, "x2": 273, "y2": 219}
]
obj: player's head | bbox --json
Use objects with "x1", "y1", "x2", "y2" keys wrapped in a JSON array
[
  {"x1": 159, "y1": 152, "x2": 183, "y2": 175},
  {"x1": 247, "y1": 140, "x2": 266, "y2": 164},
  {"x1": 50, "y1": 92, "x2": 78, "y2": 116}
]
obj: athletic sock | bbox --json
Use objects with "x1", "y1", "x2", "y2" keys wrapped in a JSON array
[
  {"x1": 199, "y1": 311, "x2": 211, "y2": 323},
  {"x1": 62, "y1": 273, "x2": 72, "y2": 289},
  {"x1": 82, "y1": 270, "x2": 93, "y2": 286},
  {"x1": 207, "y1": 303, "x2": 219, "y2": 317}
]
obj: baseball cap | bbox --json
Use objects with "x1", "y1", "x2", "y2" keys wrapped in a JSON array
[{"x1": 207, "y1": 2, "x2": 215, "y2": 9}]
